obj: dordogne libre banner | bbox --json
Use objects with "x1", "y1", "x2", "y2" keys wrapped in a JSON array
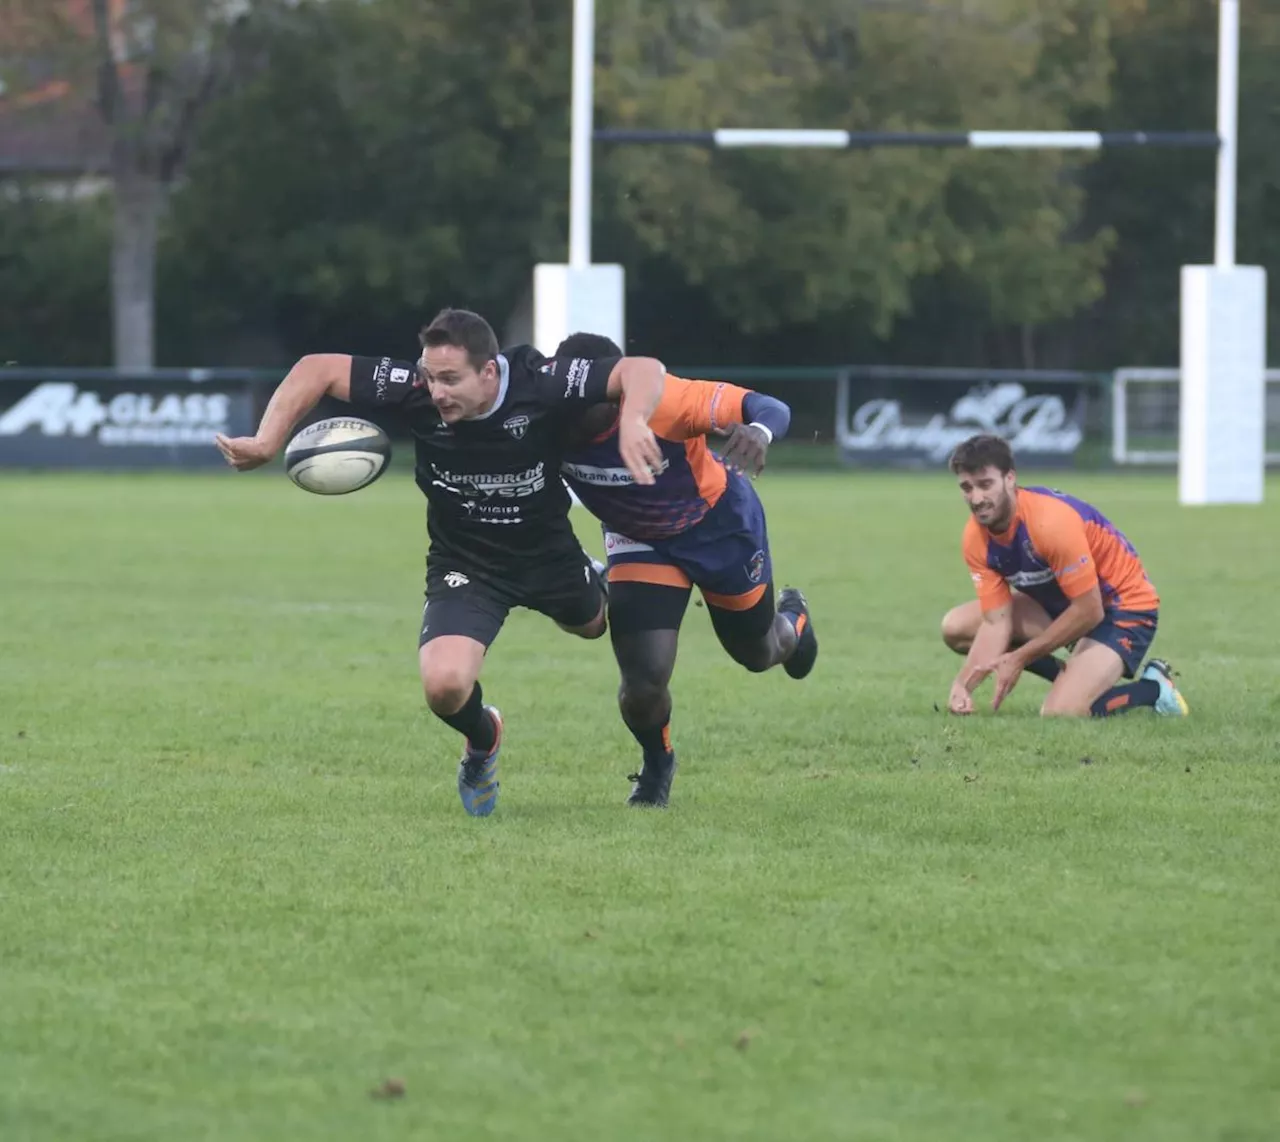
[{"x1": 835, "y1": 370, "x2": 1090, "y2": 469}]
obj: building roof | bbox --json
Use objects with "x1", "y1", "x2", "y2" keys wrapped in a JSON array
[{"x1": 0, "y1": 0, "x2": 124, "y2": 175}]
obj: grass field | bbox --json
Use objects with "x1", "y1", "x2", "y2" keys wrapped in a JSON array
[{"x1": 2, "y1": 469, "x2": 1278, "y2": 1142}]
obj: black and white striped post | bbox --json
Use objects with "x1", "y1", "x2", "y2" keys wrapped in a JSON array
[{"x1": 593, "y1": 128, "x2": 1221, "y2": 151}]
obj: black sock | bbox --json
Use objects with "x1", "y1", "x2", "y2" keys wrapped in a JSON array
[
  {"x1": 626, "y1": 719, "x2": 672, "y2": 758},
  {"x1": 439, "y1": 682, "x2": 496, "y2": 750},
  {"x1": 1026, "y1": 655, "x2": 1063, "y2": 683},
  {"x1": 1091, "y1": 679, "x2": 1161, "y2": 717}
]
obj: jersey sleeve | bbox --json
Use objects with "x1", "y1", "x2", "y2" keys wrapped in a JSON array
[
  {"x1": 648, "y1": 376, "x2": 750, "y2": 440},
  {"x1": 1024, "y1": 497, "x2": 1099, "y2": 599},
  {"x1": 531, "y1": 350, "x2": 619, "y2": 408},
  {"x1": 347, "y1": 355, "x2": 434, "y2": 411},
  {"x1": 963, "y1": 519, "x2": 1012, "y2": 611}
]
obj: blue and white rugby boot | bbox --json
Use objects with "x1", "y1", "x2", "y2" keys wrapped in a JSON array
[
  {"x1": 457, "y1": 706, "x2": 503, "y2": 816},
  {"x1": 1142, "y1": 659, "x2": 1189, "y2": 717}
]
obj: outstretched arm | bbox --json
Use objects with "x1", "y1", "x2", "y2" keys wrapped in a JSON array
[
  {"x1": 976, "y1": 590, "x2": 1102, "y2": 712},
  {"x1": 950, "y1": 524, "x2": 1014, "y2": 714},
  {"x1": 215, "y1": 354, "x2": 353, "y2": 471},
  {"x1": 949, "y1": 605, "x2": 1013, "y2": 714},
  {"x1": 606, "y1": 357, "x2": 667, "y2": 486}
]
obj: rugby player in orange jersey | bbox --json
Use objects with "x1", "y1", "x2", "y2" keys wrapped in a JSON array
[
  {"x1": 556, "y1": 333, "x2": 817, "y2": 807},
  {"x1": 940, "y1": 433, "x2": 1189, "y2": 718}
]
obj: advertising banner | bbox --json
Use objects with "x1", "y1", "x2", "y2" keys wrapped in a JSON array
[
  {"x1": 0, "y1": 374, "x2": 258, "y2": 468},
  {"x1": 836, "y1": 370, "x2": 1090, "y2": 469}
]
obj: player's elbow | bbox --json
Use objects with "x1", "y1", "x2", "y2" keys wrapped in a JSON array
[
  {"x1": 619, "y1": 356, "x2": 665, "y2": 378},
  {"x1": 1075, "y1": 591, "x2": 1105, "y2": 628},
  {"x1": 609, "y1": 357, "x2": 664, "y2": 400},
  {"x1": 293, "y1": 353, "x2": 351, "y2": 401}
]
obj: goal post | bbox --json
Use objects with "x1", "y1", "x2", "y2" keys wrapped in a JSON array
[{"x1": 1178, "y1": 265, "x2": 1268, "y2": 503}]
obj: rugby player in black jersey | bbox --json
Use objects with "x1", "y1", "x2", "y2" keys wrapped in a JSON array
[{"x1": 216, "y1": 308, "x2": 664, "y2": 816}]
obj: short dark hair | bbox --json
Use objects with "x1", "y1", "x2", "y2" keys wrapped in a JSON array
[
  {"x1": 554, "y1": 332, "x2": 622, "y2": 358},
  {"x1": 948, "y1": 434, "x2": 1015, "y2": 476},
  {"x1": 419, "y1": 308, "x2": 500, "y2": 371}
]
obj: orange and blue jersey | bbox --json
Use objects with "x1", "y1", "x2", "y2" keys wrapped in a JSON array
[
  {"x1": 561, "y1": 374, "x2": 749, "y2": 541},
  {"x1": 963, "y1": 485, "x2": 1160, "y2": 619},
  {"x1": 563, "y1": 374, "x2": 778, "y2": 610}
]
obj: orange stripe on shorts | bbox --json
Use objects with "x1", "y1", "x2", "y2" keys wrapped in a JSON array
[
  {"x1": 608, "y1": 563, "x2": 692, "y2": 589},
  {"x1": 700, "y1": 582, "x2": 768, "y2": 612}
]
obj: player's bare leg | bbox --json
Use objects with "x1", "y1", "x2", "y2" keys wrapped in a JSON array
[
  {"x1": 709, "y1": 609, "x2": 792, "y2": 673},
  {"x1": 420, "y1": 635, "x2": 502, "y2": 816},
  {"x1": 1045, "y1": 639, "x2": 1188, "y2": 718},
  {"x1": 1041, "y1": 639, "x2": 1128, "y2": 716},
  {"x1": 708, "y1": 584, "x2": 817, "y2": 678},
  {"x1": 941, "y1": 595, "x2": 1063, "y2": 683},
  {"x1": 607, "y1": 581, "x2": 689, "y2": 808}
]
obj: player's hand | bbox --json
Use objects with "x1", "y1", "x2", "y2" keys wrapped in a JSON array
[
  {"x1": 982, "y1": 652, "x2": 1024, "y2": 712},
  {"x1": 717, "y1": 423, "x2": 771, "y2": 477},
  {"x1": 618, "y1": 412, "x2": 663, "y2": 486},
  {"x1": 215, "y1": 433, "x2": 276, "y2": 471},
  {"x1": 948, "y1": 680, "x2": 975, "y2": 716}
]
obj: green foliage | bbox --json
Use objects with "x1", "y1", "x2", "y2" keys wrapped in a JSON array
[
  {"x1": 595, "y1": 0, "x2": 1115, "y2": 338},
  {"x1": 3, "y1": 0, "x2": 1275, "y2": 366},
  {"x1": 1077, "y1": 0, "x2": 1280, "y2": 366},
  {"x1": 0, "y1": 185, "x2": 111, "y2": 365},
  {"x1": 163, "y1": 0, "x2": 576, "y2": 359}
]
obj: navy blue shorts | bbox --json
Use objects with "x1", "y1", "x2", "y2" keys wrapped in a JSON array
[
  {"x1": 602, "y1": 475, "x2": 771, "y2": 611},
  {"x1": 1082, "y1": 609, "x2": 1158, "y2": 678}
]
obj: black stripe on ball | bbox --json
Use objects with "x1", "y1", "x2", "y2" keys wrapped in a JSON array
[{"x1": 286, "y1": 439, "x2": 390, "y2": 466}]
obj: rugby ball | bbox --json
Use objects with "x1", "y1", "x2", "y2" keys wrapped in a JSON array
[{"x1": 284, "y1": 416, "x2": 391, "y2": 495}]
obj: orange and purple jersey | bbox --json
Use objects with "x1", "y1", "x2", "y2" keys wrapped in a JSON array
[
  {"x1": 561, "y1": 375, "x2": 751, "y2": 541},
  {"x1": 963, "y1": 486, "x2": 1160, "y2": 618}
]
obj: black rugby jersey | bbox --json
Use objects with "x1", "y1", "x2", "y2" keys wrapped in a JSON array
[{"x1": 348, "y1": 347, "x2": 620, "y2": 563}]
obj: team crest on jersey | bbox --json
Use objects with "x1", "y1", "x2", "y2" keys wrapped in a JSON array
[
  {"x1": 746, "y1": 549, "x2": 766, "y2": 584},
  {"x1": 1022, "y1": 538, "x2": 1042, "y2": 566},
  {"x1": 503, "y1": 414, "x2": 530, "y2": 440}
]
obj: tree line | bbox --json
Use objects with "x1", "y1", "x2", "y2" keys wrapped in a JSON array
[{"x1": 0, "y1": 0, "x2": 1275, "y2": 370}]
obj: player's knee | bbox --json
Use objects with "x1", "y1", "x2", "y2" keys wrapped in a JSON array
[
  {"x1": 421, "y1": 664, "x2": 475, "y2": 716},
  {"x1": 940, "y1": 607, "x2": 974, "y2": 653},
  {"x1": 618, "y1": 676, "x2": 668, "y2": 723},
  {"x1": 722, "y1": 638, "x2": 774, "y2": 673},
  {"x1": 559, "y1": 600, "x2": 608, "y2": 640},
  {"x1": 1039, "y1": 694, "x2": 1089, "y2": 718},
  {"x1": 579, "y1": 607, "x2": 608, "y2": 640}
]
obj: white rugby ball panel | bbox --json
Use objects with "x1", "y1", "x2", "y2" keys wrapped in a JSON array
[
  {"x1": 284, "y1": 416, "x2": 391, "y2": 495},
  {"x1": 288, "y1": 452, "x2": 386, "y2": 494},
  {"x1": 288, "y1": 417, "x2": 388, "y2": 449}
]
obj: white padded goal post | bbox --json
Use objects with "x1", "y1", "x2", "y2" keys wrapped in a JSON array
[{"x1": 1177, "y1": 265, "x2": 1268, "y2": 503}]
